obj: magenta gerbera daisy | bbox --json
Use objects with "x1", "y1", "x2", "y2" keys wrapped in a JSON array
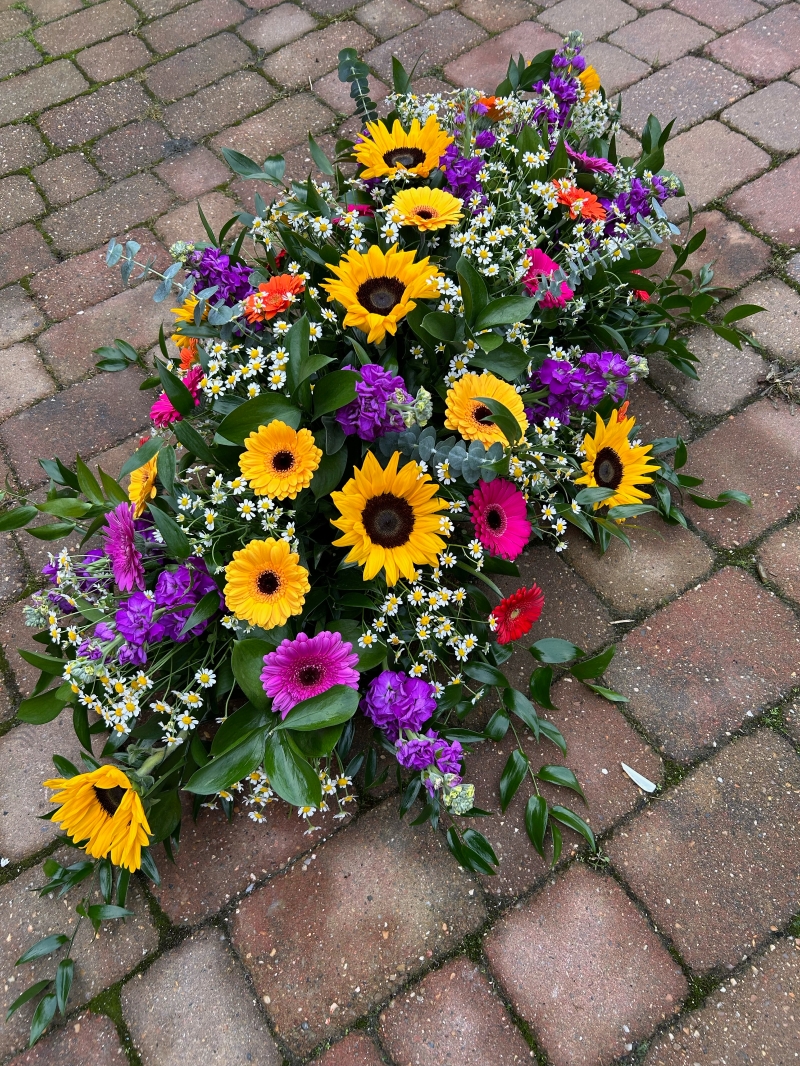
[
  {"x1": 260, "y1": 630, "x2": 360, "y2": 719},
  {"x1": 469, "y1": 479, "x2": 531, "y2": 560},
  {"x1": 102, "y1": 502, "x2": 144, "y2": 591}
]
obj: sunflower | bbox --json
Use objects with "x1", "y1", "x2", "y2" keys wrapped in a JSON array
[
  {"x1": 574, "y1": 407, "x2": 660, "y2": 510},
  {"x1": 321, "y1": 244, "x2": 441, "y2": 344},
  {"x1": 391, "y1": 187, "x2": 464, "y2": 231},
  {"x1": 128, "y1": 454, "x2": 158, "y2": 518},
  {"x1": 354, "y1": 116, "x2": 453, "y2": 180},
  {"x1": 170, "y1": 293, "x2": 207, "y2": 350},
  {"x1": 331, "y1": 451, "x2": 447, "y2": 586},
  {"x1": 444, "y1": 373, "x2": 529, "y2": 447},
  {"x1": 43, "y1": 765, "x2": 151, "y2": 872},
  {"x1": 224, "y1": 538, "x2": 310, "y2": 628},
  {"x1": 239, "y1": 420, "x2": 322, "y2": 500}
]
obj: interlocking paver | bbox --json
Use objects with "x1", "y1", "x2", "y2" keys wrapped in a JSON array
[
  {"x1": 0, "y1": 125, "x2": 47, "y2": 176},
  {"x1": 671, "y1": 0, "x2": 767, "y2": 32},
  {"x1": 381, "y1": 956, "x2": 531, "y2": 1065},
  {"x1": 313, "y1": 68, "x2": 389, "y2": 114},
  {"x1": 609, "y1": 10, "x2": 716, "y2": 66},
  {"x1": 0, "y1": 285, "x2": 45, "y2": 347},
  {"x1": 458, "y1": 0, "x2": 539, "y2": 31},
  {"x1": 0, "y1": 175, "x2": 45, "y2": 233},
  {"x1": 0, "y1": 528, "x2": 25, "y2": 605},
  {"x1": 75, "y1": 34, "x2": 153, "y2": 82},
  {"x1": 722, "y1": 80, "x2": 800, "y2": 152},
  {"x1": 38, "y1": 79, "x2": 150, "y2": 148},
  {"x1": 32, "y1": 153, "x2": 103, "y2": 206},
  {"x1": 0, "y1": 38, "x2": 41, "y2": 79},
  {"x1": 758, "y1": 521, "x2": 800, "y2": 604},
  {"x1": 211, "y1": 92, "x2": 334, "y2": 160},
  {"x1": 29, "y1": 244, "x2": 132, "y2": 321},
  {"x1": 263, "y1": 21, "x2": 376, "y2": 90},
  {"x1": 674, "y1": 209, "x2": 771, "y2": 290},
  {"x1": 231, "y1": 801, "x2": 487, "y2": 1054},
  {"x1": 444, "y1": 21, "x2": 560, "y2": 90},
  {"x1": 727, "y1": 153, "x2": 800, "y2": 247},
  {"x1": 238, "y1": 2, "x2": 318, "y2": 50},
  {"x1": 540, "y1": 0, "x2": 637, "y2": 41},
  {"x1": 621, "y1": 57, "x2": 749, "y2": 136},
  {"x1": 142, "y1": 0, "x2": 248, "y2": 52},
  {"x1": 26, "y1": 0, "x2": 82, "y2": 19},
  {"x1": 626, "y1": 380, "x2": 692, "y2": 441},
  {"x1": 122, "y1": 928, "x2": 282, "y2": 1066},
  {"x1": 0, "y1": 603, "x2": 55, "y2": 699},
  {"x1": 0, "y1": 225, "x2": 55, "y2": 287},
  {"x1": 155, "y1": 145, "x2": 231, "y2": 198},
  {"x1": 668, "y1": 120, "x2": 769, "y2": 221},
  {"x1": 315, "y1": 1032, "x2": 385, "y2": 1066},
  {"x1": 648, "y1": 328, "x2": 766, "y2": 415},
  {"x1": 367, "y1": 11, "x2": 487, "y2": 83},
  {"x1": 34, "y1": 0, "x2": 138, "y2": 56},
  {"x1": 706, "y1": 4, "x2": 800, "y2": 81},
  {"x1": 155, "y1": 191, "x2": 239, "y2": 245},
  {"x1": 164, "y1": 70, "x2": 275, "y2": 139},
  {"x1": 0, "y1": 857, "x2": 157, "y2": 1061},
  {"x1": 644, "y1": 937, "x2": 800, "y2": 1066},
  {"x1": 608, "y1": 730, "x2": 800, "y2": 971},
  {"x1": 583, "y1": 41, "x2": 651, "y2": 94},
  {"x1": 0, "y1": 344, "x2": 55, "y2": 419},
  {"x1": 145, "y1": 33, "x2": 252, "y2": 103},
  {"x1": 93, "y1": 119, "x2": 170, "y2": 178},
  {"x1": 357, "y1": 0, "x2": 424, "y2": 39},
  {"x1": 5, "y1": 1010, "x2": 125, "y2": 1066},
  {"x1": 726, "y1": 278, "x2": 800, "y2": 364},
  {"x1": 0, "y1": 9, "x2": 31, "y2": 38},
  {"x1": 0, "y1": 59, "x2": 87, "y2": 126},
  {"x1": 485, "y1": 864, "x2": 687, "y2": 1066},
  {"x1": 607, "y1": 567, "x2": 800, "y2": 760}
]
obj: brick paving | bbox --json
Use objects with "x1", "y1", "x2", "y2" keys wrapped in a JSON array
[{"x1": 0, "y1": 0, "x2": 798, "y2": 1063}]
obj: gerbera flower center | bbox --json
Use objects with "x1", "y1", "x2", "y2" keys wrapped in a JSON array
[
  {"x1": 485, "y1": 505, "x2": 506, "y2": 532},
  {"x1": 257, "y1": 569, "x2": 281, "y2": 596},
  {"x1": 272, "y1": 449, "x2": 295, "y2": 472},
  {"x1": 593, "y1": 446, "x2": 624, "y2": 489},
  {"x1": 413, "y1": 207, "x2": 438, "y2": 219},
  {"x1": 472, "y1": 404, "x2": 495, "y2": 426},
  {"x1": 362, "y1": 492, "x2": 416, "y2": 548},
  {"x1": 357, "y1": 276, "x2": 406, "y2": 314},
  {"x1": 297, "y1": 663, "x2": 324, "y2": 686},
  {"x1": 383, "y1": 146, "x2": 426, "y2": 169},
  {"x1": 93, "y1": 785, "x2": 126, "y2": 816}
]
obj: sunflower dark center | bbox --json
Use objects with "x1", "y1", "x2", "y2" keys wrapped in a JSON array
[
  {"x1": 383, "y1": 146, "x2": 426, "y2": 169},
  {"x1": 257, "y1": 569, "x2": 281, "y2": 596},
  {"x1": 485, "y1": 505, "x2": 505, "y2": 531},
  {"x1": 272, "y1": 450, "x2": 295, "y2": 472},
  {"x1": 594, "y1": 446, "x2": 624, "y2": 489},
  {"x1": 298, "y1": 664, "x2": 323, "y2": 687},
  {"x1": 472, "y1": 404, "x2": 495, "y2": 426},
  {"x1": 413, "y1": 207, "x2": 437, "y2": 219},
  {"x1": 93, "y1": 785, "x2": 126, "y2": 816},
  {"x1": 362, "y1": 492, "x2": 415, "y2": 548},
  {"x1": 357, "y1": 276, "x2": 405, "y2": 314}
]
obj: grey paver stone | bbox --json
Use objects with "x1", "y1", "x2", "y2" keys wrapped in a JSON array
[
  {"x1": 0, "y1": 124, "x2": 47, "y2": 176},
  {"x1": 609, "y1": 9, "x2": 716, "y2": 66},
  {"x1": 366, "y1": 10, "x2": 487, "y2": 82},
  {"x1": 648, "y1": 328, "x2": 766, "y2": 415},
  {"x1": 5, "y1": 1010, "x2": 125, "y2": 1066},
  {"x1": 758, "y1": 520, "x2": 800, "y2": 605},
  {"x1": 0, "y1": 60, "x2": 88, "y2": 125},
  {"x1": 582, "y1": 41, "x2": 651, "y2": 94},
  {"x1": 444, "y1": 21, "x2": 559, "y2": 89},
  {"x1": 238, "y1": 2, "x2": 317, "y2": 50},
  {"x1": 722, "y1": 80, "x2": 800, "y2": 153},
  {"x1": 621, "y1": 57, "x2": 750, "y2": 136},
  {"x1": 539, "y1": 0, "x2": 638, "y2": 41},
  {"x1": 729, "y1": 277, "x2": 800, "y2": 364},
  {"x1": 0, "y1": 344, "x2": 55, "y2": 418},
  {"x1": 263, "y1": 21, "x2": 375, "y2": 89},
  {"x1": 34, "y1": 0, "x2": 138, "y2": 56},
  {"x1": 727, "y1": 152, "x2": 800, "y2": 247},
  {"x1": 0, "y1": 285, "x2": 45, "y2": 347},
  {"x1": 0, "y1": 175, "x2": 45, "y2": 233}
]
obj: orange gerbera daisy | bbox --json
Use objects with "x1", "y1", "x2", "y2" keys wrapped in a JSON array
[
  {"x1": 243, "y1": 274, "x2": 305, "y2": 323},
  {"x1": 179, "y1": 338, "x2": 199, "y2": 371},
  {"x1": 475, "y1": 95, "x2": 506, "y2": 121},
  {"x1": 555, "y1": 184, "x2": 607, "y2": 222}
]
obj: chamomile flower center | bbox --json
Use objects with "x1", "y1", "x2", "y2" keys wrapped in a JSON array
[
  {"x1": 362, "y1": 493, "x2": 415, "y2": 548},
  {"x1": 593, "y1": 446, "x2": 624, "y2": 489},
  {"x1": 357, "y1": 276, "x2": 406, "y2": 314}
]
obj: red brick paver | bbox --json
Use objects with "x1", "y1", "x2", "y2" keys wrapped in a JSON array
[
  {"x1": 315, "y1": 1032, "x2": 386, "y2": 1066},
  {"x1": 6, "y1": 1011, "x2": 125, "y2": 1066}
]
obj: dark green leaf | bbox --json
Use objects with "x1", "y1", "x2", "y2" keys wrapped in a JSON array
[
  {"x1": 551, "y1": 822, "x2": 562, "y2": 864},
  {"x1": 530, "y1": 638, "x2": 583, "y2": 664},
  {"x1": 277, "y1": 684, "x2": 359, "y2": 732},
  {"x1": 311, "y1": 448, "x2": 348, "y2": 498},
  {"x1": 157, "y1": 446, "x2": 176, "y2": 497},
  {"x1": 538, "y1": 718, "x2": 567, "y2": 755},
  {"x1": 421, "y1": 312, "x2": 456, "y2": 341},
  {"x1": 147, "y1": 504, "x2": 191, "y2": 560},
  {"x1": 499, "y1": 748, "x2": 528, "y2": 813},
  {"x1": 139, "y1": 848, "x2": 160, "y2": 885},
  {"x1": 27, "y1": 521, "x2": 76, "y2": 542},
  {"x1": 550, "y1": 805, "x2": 596, "y2": 849},
  {"x1": 503, "y1": 688, "x2": 539, "y2": 739},
  {"x1": 312, "y1": 370, "x2": 360, "y2": 418},
  {"x1": 75, "y1": 457, "x2": 104, "y2": 505},
  {"x1": 287, "y1": 724, "x2": 343, "y2": 758},
  {"x1": 16, "y1": 690, "x2": 68, "y2": 725},
  {"x1": 221, "y1": 147, "x2": 267, "y2": 180},
  {"x1": 263, "y1": 730, "x2": 322, "y2": 807},
  {"x1": 308, "y1": 133, "x2": 334, "y2": 176},
  {"x1": 463, "y1": 661, "x2": 508, "y2": 687},
  {"x1": 211, "y1": 703, "x2": 268, "y2": 756},
  {"x1": 469, "y1": 341, "x2": 530, "y2": 381},
  {"x1": 51, "y1": 755, "x2": 79, "y2": 778},
  {"x1": 582, "y1": 682, "x2": 629, "y2": 702},
  {"x1": 97, "y1": 466, "x2": 129, "y2": 505},
  {"x1": 145, "y1": 790, "x2": 182, "y2": 844},
  {"x1": 85, "y1": 904, "x2": 134, "y2": 922},
  {"x1": 184, "y1": 728, "x2": 267, "y2": 794},
  {"x1": 528, "y1": 665, "x2": 556, "y2": 711},
  {"x1": 119, "y1": 437, "x2": 162, "y2": 480},
  {"x1": 16, "y1": 934, "x2": 69, "y2": 966},
  {"x1": 456, "y1": 255, "x2": 488, "y2": 324},
  {"x1": 484, "y1": 707, "x2": 509, "y2": 740},
  {"x1": 217, "y1": 394, "x2": 302, "y2": 444},
  {"x1": 570, "y1": 645, "x2": 614, "y2": 680},
  {"x1": 54, "y1": 959, "x2": 73, "y2": 1014},
  {"x1": 231, "y1": 638, "x2": 272, "y2": 712},
  {"x1": 155, "y1": 358, "x2": 195, "y2": 416},
  {"x1": 29, "y1": 993, "x2": 57, "y2": 1046},
  {"x1": 0, "y1": 505, "x2": 38, "y2": 532},
  {"x1": 525, "y1": 794, "x2": 548, "y2": 857},
  {"x1": 18, "y1": 649, "x2": 64, "y2": 674},
  {"x1": 36, "y1": 498, "x2": 93, "y2": 519},
  {"x1": 536, "y1": 764, "x2": 586, "y2": 803},
  {"x1": 178, "y1": 589, "x2": 220, "y2": 636},
  {"x1": 172, "y1": 419, "x2": 217, "y2": 466},
  {"x1": 473, "y1": 394, "x2": 523, "y2": 446},
  {"x1": 473, "y1": 295, "x2": 536, "y2": 331},
  {"x1": 5, "y1": 981, "x2": 51, "y2": 1022},
  {"x1": 722, "y1": 303, "x2": 763, "y2": 325}
]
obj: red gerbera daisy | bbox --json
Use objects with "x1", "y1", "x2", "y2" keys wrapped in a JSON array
[{"x1": 490, "y1": 585, "x2": 544, "y2": 645}]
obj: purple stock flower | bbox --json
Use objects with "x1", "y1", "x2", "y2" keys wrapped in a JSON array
[
  {"x1": 528, "y1": 351, "x2": 632, "y2": 423},
  {"x1": 335, "y1": 364, "x2": 412, "y2": 442},
  {"x1": 395, "y1": 729, "x2": 464, "y2": 775},
  {"x1": 94, "y1": 622, "x2": 115, "y2": 641},
  {"x1": 362, "y1": 670, "x2": 437, "y2": 742},
  {"x1": 115, "y1": 591, "x2": 164, "y2": 647},
  {"x1": 186, "y1": 247, "x2": 254, "y2": 305},
  {"x1": 474, "y1": 129, "x2": 496, "y2": 149},
  {"x1": 440, "y1": 144, "x2": 486, "y2": 211}
]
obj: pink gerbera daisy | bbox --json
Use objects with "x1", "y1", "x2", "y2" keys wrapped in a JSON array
[
  {"x1": 150, "y1": 364, "x2": 203, "y2": 429},
  {"x1": 102, "y1": 502, "x2": 144, "y2": 591},
  {"x1": 522, "y1": 248, "x2": 574, "y2": 309},
  {"x1": 469, "y1": 479, "x2": 531, "y2": 560},
  {"x1": 260, "y1": 631, "x2": 360, "y2": 719}
]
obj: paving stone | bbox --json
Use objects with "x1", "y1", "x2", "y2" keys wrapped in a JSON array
[
  {"x1": 666, "y1": 118, "x2": 772, "y2": 217},
  {"x1": 231, "y1": 801, "x2": 486, "y2": 1054},
  {"x1": 725, "y1": 277, "x2": 800, "y2": 365},
  {"x1": 0, "y1": 226, "x2": 55, "y2": 288},
  {"x1": 6, "y1": 1010, "x2": 125, "y2": 1066},
  {"x1": 381, "y1": 955, "x2": 530, "y2": 1065},
  {"x1": 465, "y1": 680, "x2": 664, "y2": 897},
  {"x1": 607, "y1": 567, "x2": 800, "y2": 760},
  {"x1": 0, "y1": 858, "x2": 157, "y2": 1060},
  {"x1": 136, "y1": 0, "x2": 185, "y2": 14},
  {"x1": 649, "y1": 329, "x2": 766, "y2": 415},
  {"x1": 0, "y1": 59, "x2": 88, "y2": 126},
  {"x1": 35, "y1": 0, "x2": 138, "y2": 56},
  {"x1": 238, "y1": 2, "x2": 317, "y2": 50},
  {"x1": 0, "y1": 286, "x2": 45, "y2": 347},
  {"x1": 154, "y1": 191, "x2": 238, "y2": 246},
  {"x1": 673, "y1": 209, "x2": 771, "y2": 290},
  {"x1": 0, "y1": 124, "x2": 47, "y2": 176},
  {"x1": 231, "y1": 132, "x2": 340, "y2": 212},
  {"x1": 727, "y1": 152, "x2": 800, "y2": 247},
  {"x1": 645, "y1": 936, "x2": 800, "y2": 1065},
  {"x1": 75, "y1": 34, "x2": 153, "y2": 82},
  {"x1": 0, "y1": 175, "x2": 45, "y2": 233},
  {"x1": 38, "y1": 79, "x2": 150, "y2": 148},
  {"x1": 485, "y1": 864, "x2": 687, "y2": 1066},
  {"x1": 0, "y1": 9, "x2": 30, "y2": 38},
  {"x1": 32, "y1": 153, "x2": 103, "y2": 207},
  {"x1": 122, "y1": 928, "x2": 282, "y2": 1066},
  {"x1": 722, "y1": 80, "x2": 800, "y2": 152},
  {"x1": 626, "y1": 380, "x2": 692, "y2": 441},
  {"x1": 706, "y1": 4, "x2": 800, "y2": 81},
  {"x1": 30, "y1": 244, "x2": 129, "y2": 322},
  {"x1": 608, "y1": 730, "x2": 800, "y2": 971},
  {"x1": 0, "y1": 344, "x2": 55, "y2": 419},
  {"x1": 758, "y1": 520, "x2": 800, "y2": 604},
  {"x1": 164, "y1": 70, "x2": 275, "y2": 140},
  {"x1": 565, "y1": 511, "x2": 716, "y2": 613},
  {"x1": 786, "y1": 698, "x2": 800, "y2": 745},
  {"x1": 444, "y1": 21, "x2": 559, "y2": 90},
  {"x1": 212, "y1": 92, "x2": 334, "y2": 160},
  {"x1": 671, "y1": 0, "x2": 766, "y2": 32},
  {"x1": 0, "y1": 365, "x2": 153, "y2": 487},
  {"x1": 42, "y1": 173, "x2": 172, "y2": 254},
  {"x1": 0, "y1": 603, "x2": 55, "y2": 699},
  {"x1": 0, "y1": 37, "x2": 41, "y2": 79},
  {"x1": 315, "y1": 1032, "x2": 385, "y2": 1066},
  {"x1": 263, "y1": 21, "x2": 375, "y2": 90},
  {"x1": 621, "y1": 57, "x2": 750, "y2": 136},
  {"x1": 457, "y1": 0, "x2": 538, "y2": 31},
  {"x1": 0, "y1": 528, "x2": 25, "y2": 608},
  {"x1": 155, "y1": 145, "x2": 230, "y2": 199},
  {"x1": 37, "y1": 278, "x2": 173, "y2": 384},
  {"x1": 367, "y1": 11, "x2": 488, "y2": 83},
  {"x1": 415, "y1": 0, "x2": 457, "y2": 11},
  {"x1": 143, "y1": 0, "x2": 248, "y2": 53},
  {"x1": 610, "y1": 10, "x2": 716, "y2": 66},
  {"x1": 93, "y1": 119, "x2": 170, "y2": 177},
  {"x1": 26, "y1": 0, "x2": 83, "y2": 19},
  {"x1": 582, "y1": 41, "x2": 651, "y2": 95},
  {"x1": 145, "y1": 33, "x2": 252, "y2": 104},
  {"x1": 355, "y1": 0, "x2": 424, "y2": 39},
  {"x1": 539, "y1": 0, "x2": 637, "y2": 41},
  {"x1": 313, "y1": 68, "x2": 388, "y2": 115}
]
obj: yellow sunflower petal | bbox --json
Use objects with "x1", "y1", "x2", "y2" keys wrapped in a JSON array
[
  {"x1": 353, "y1": 115, "x2": 453, "y2": 180},
  {"x1": 574, "y1": 408, "x2": 660, "y2": 510}
]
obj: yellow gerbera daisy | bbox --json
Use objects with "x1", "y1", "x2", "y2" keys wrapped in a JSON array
[
  {"x1": 391, "y1": 187, "x2": 464, "y2": 231},
  {"x1": 444, "y1": 373, "x2": 529, "y2": 447},
  {"x1": 170, "y1": 293, "x2": 207, "y2": 349},
  {"x1": 574, "y1": 407, "x2": 659, "y2": 509},
  {"x1": 331, "y1": 451, "x2": 447, "y2": 587},
  {"x1": 224, "y1": 538, "x2": 310, "y2": 628},
  {"x1": 43, "y1": 765, "x2": 151, "y2": 872},
  {"x1": 578, "y1": 65, "x2": 601, "y2": 99},
  {"x1": 128, "y1": 454, "x2": 158, "y2": 518},
  {"x1": 354, "y1": 116, "x2": 453, "y2": 180},
  {"x1": 321, "y1": 244, "x2": 441, "y2": 345},
  {"x1": 239, "y1": 421, "x2": 322, "y2": 500}
]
